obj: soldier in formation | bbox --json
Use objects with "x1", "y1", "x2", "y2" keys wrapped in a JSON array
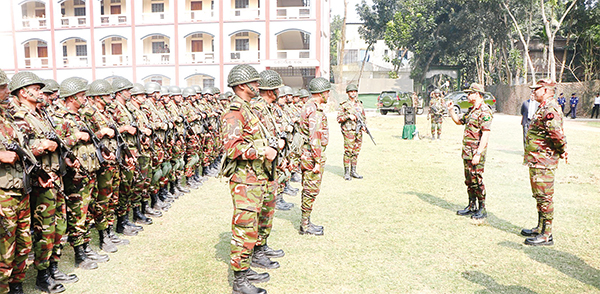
[{"x1": 337, "y1": 83, "x2": 365, "y2": 181}]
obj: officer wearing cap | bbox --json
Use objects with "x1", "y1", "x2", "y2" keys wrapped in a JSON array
[
  {"x1": 521, "y1": 79, "x2": 567, "y2": 246},
  {"x1": 447, "y1": 83, "x2": 493, "y2": 220},
  {"x1": 337, "y1": 83, "x2": 365, "y2": 180}
]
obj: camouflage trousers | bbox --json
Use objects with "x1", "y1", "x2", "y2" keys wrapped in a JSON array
[
  {"x1": 93, "y1": 165, "x2": 119, "y2": 231},
  {"x1": 149, "y1": 143, "x2": 166, "y2": 194},
  {"x1": 64, "y1": 172, "x2": 96, "y2": 247},
  {"x1": 31, "y1": 184, "x2": 66, "y2": 271},
  {"x1": 229, "y1": 181, "x2": 267, "y2": 272},
  {"x1": 168, "y1": 157, "x2": 184, "y2": 182},
  {"x1": 300, "y1": 155, "x2": 325, "y2": 220},
  {"x1": 256, "y1": 181, "x2": 276, "y2": 247},
  {"x1": 431, "y1": 115, "x2": 443, "y2": 136},
  {"x1": 529, "y1": 167, "x2": 555, "y2": 235},
  {"x1": 132, "y1": 156, "x2": 151, "y2": 208},
  {"x1": 463, "y1": 158, "x2": 486, "y2": 202},
  {"x1": 184, "y1": 154, "x2": 199, "y2": 178},
  {"x1": 342, "y1": 130, "x2": 362, "y2": 168},
  {"x1": 0, "y1": 190, "x2": 31, "y2": 292},
  {"x1": 118, "y1": 168, "x2": 135, "y2": 217}
]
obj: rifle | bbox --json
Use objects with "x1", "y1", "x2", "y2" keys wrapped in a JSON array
[
  {"x1": 43, "y1": 131, "x2": 90, "y2": 177},
  {"x1": 2, "y1": 140, "x2": 51, "y2": 195},
  {"x1": 78, "y1": 121, "x2": 111, "y2": 166},
  {"x1": 356, "y1": 114, "x2": 376, "y2": 145}
]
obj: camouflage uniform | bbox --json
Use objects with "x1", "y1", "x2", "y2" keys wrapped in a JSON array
[
  {"x1": 337, "y1": 99, "x2": 365, "y2": 169},
  {"x1": 429, "y1": 95, "x2": 445, "y2": 138}
]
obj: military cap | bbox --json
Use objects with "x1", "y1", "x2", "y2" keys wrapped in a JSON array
[
  {"x1": 463, "y1": 83, "x2": 485, "y2": 94},
  {"x1": 9, "y1": 71, "x2": 45, "y2": 96},
  {"x1": 529, "y1": 78, "x2": 556, "y2": 89},
  {"x1": 346, "y1": 84, "x2": 358, "y2": 92}
]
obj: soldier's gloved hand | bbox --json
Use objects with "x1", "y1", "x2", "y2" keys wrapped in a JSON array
[
  {"x1": 0, "y1": 151, "x2": 19, "y2": 164},
  {"x1": 265, "y1": 146, "x2": 277, "y2": 161}
]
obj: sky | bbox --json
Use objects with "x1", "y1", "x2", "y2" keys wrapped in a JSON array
[{"x1": 329, "y1": 0, "x2": 366, "y2": 23}]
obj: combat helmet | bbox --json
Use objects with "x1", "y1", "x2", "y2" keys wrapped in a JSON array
[
  {"x1": 9, "y1": 71, "x2": 45, "y2": 96},
  {"x1": 308, "y1": 77, "x2": 331, "y2": 94},
  {"x1": 192, "y1": 85, "x2": 202, "y2": 94},
  {"x1": 160, "y1": 86, "x2": 170, "y2": 96},
  {"x1": 131, "y1": 83, "x2": 146, "y2": 95},
  {"x1": 346, "y1": 84, "x2": 358, "y2": 92},
  {"x1": 169, "y1": 86, "x2": 182, "y2": 96},
  {"x1": 60, "y1": 77, "x2": 88, "y2": 98},
  {"x1": 212, "y1": 87, "x2": 221, "y2": 94},
  {"x1": 145, "y1": 82, "x2": 161, "y2": 94},
  {"x1": 182, "y1": 87, "x2": 196, "y2": 98},
  {"x1": 201, "y1": 87, "x2": 215, "y2": 95},
  {"x1": 227, "y1": 64, "x2": 260, "y2": 87},
  {"x1": 0, "y1": 69, "x2": 9, "y2": 86},
  {"x1": 258, "y1": 70, "x2": 284, "y2": 90},
  {"x1": 111, "y1": 76, "x2": 133, "y2": 93},
  {"x1": 87, "y1": 79, "x2": 113, "y2": 97},
  {"x1": 42, "y1": 79, "x2": 60, "y2": 94},
  {"x1": 299, "y1": 89, "x2": 310, "y2": 98},
  {"x1": 278, "y1": 86, "x2": 293, "y2": 97}
]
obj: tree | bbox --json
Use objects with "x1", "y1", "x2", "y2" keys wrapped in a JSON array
[{"x1": 539, "y1": 0, "x2": 577, "y2": 81}]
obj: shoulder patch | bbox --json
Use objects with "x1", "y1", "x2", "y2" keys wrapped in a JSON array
[
  {"x1": 546, "y1": 113, "x2": 554, "y2": 120},
  {"x1": 229, "y1": 102, "x2": 242, "y2": 111}
]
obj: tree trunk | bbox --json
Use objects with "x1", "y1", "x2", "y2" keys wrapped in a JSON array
[
  {"x1": 337, "y1": 0, "x2": 348, "y2": 84},
  {"x1": 502, "y1": 0, "x2": 536, "y2": 83},
  {"x1": 479, "y1": 38, "x2": 486, "y2": 84},
  {"x1": 540, "y1": 0, "x2": 577, "y2": 81},
  {"x1": 357, "y1": 43, "x2": 372, "y2": 85}
]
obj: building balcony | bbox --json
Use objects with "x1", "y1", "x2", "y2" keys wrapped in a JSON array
[
  {"x1": 61, "y1": 56, "x2": 88, "y2": 67},
  {"x1": 184, "y1": 10, "x2": 216, "y2": 22},
  {"x1": 185, "y1": 52, "x2": 215, "y2": 64},
  {"x1": 276, "y1": 6, "x2": 310, "y2": 19},
  {"x1": 142, "y1": 12, "x2": 170, "y2": 23},
  {"x1": 143, "y1": 53, "x2": 172, "y2": 65},
  {"x1": 60, "y1": 16, "x2": 87, "y2": 28},
  {"x1": 277, "y1": 50, "x2": 310, "y2": 59},
  {"x1": 101, "y1": 55, "x2": 129, "y2": 66},
  {"x1": 231, "y1": 8, "x2": 260, "y2": 19},
  {"x1": 100, "y1": 14, "x2": 127, "y2": 26},
  {"x1": 21, "y1": 18, "x2": 48, "y2": 30},
  {"x1": 24, "y1": 57, "x2": 49, "y2": 69},
  {"x1": 229, "y1": 50, "x2": 259, "y2": 63}
]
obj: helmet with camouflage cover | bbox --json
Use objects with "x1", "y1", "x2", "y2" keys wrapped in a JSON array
[
  {"x1": 169, "y1": 85, "x2": 182, "y2": 96},
  {"x1": 131, "y1": 83, "x2": 146, "y2": 95},
  {"x1": 346, "y1": 84, "x2": 358, "y2": 92},
  {"x1": 308, "y1": 77, "x2": 331, "y2": 94},
  {"x1": 9, "y1": 71, "x2": 46, "y2": 96},
  {"x1": 227, "y1": 64, "x2": 260, "y2": 87},
  {"x1": 160, "y1": 86, "x2": 170, "y2": 96},
  {"x1": 145, "y1": 82, "x2": 161, "y2": 94},
  {"x1": 278, "y1": 85, "x2": 293, "y2": 97},
  {"x1": 299, "y1": 89, "x2": 310, "y2": 98},
  {"x1": 212, "y1": 86, "x2": 221, "y2": 94},
  {"x1": 192, "y1": 85, "x2": 202, "y2": 94},
  {"x1": 219, "y1": 93, "x2": 230, "y2": 100},
  {"x1": 87, "y1": 79, "x2": 113, "y2": 96},
  {"x1": 226, "y1": 91, "x2": 233, "y2": 98},
  {"x1": 293, "y1": 89, "x2": 302, "y2": 97},
  {"x1": 182, "y1": 87, "x2": 196, "y2": 98},
  {"x1": 258, "y1": 70, "x2": 284, "y2": 90},
  {"x1": 111, "y1": 76, "x2": 133, "y2": 93},
  {"x1": 201, "y1": 86, "x2": 215, "y2": 95},
  {"x1": 0, "y1": 69, "x2": 9, "y2": 86},
  {"x1": 42, "y1": 79, "x2": 59, "y2": 94},
  {"x1": 60, "y1": 76, "x2": 88, "y2": 98}
]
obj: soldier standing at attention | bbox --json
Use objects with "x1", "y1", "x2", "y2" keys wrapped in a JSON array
[
  {"x1": 446, "y1": 83, "x2": 493, "y2": 220},
  {"x1": 222, "y1": 64, "x2": 276, "y2": 294},
  {"x1": 521, "y1": 79, "x2": 567, "y2": 246},
  {"x1": 298, "y1": 77, "x2": 330, "y2": 235},
  {"x1": 429, "y1": 89, "x2": 445, "y2": 140},
  {"x1": 337, "y1": 84, "x2": 365, "y2": 181}
]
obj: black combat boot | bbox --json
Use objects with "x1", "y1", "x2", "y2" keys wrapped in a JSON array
[
  {"x1": 73, "y1": 245, "x2": 98, "y2": 270},
  {"x1": 246, "y1": 268, "x2": 270, "y2": 283},
  {"x1": 169, "y1": 181, "x2": 182, "y2": 198},
  {"x1": 107, "y1": 225, "x2": 129, "y2": 245},
  {"x1": 232, "y1": 270, "x2": 267, "y2": 294},
  {"x1": 123, "y1": 212, "x2": 144, "y2": 231},
  {"x1": 133, "y1": 206, "x2": 153, "y2": 225},
  {"x1": 176, "y1": 178, "x2": 190, "y2": 193},
  {"x1": 98, "y1": 229, "x2": 118, "y2": 253},
  {"x1": 299, "y1": 217, "x2": 324, "y2": 236},
  {"x1": 343, "y1": 167, "x2": 351, "y2": 181},
  {"x1": 286, "y1": 182, "x2": 299, "y2": 194},
  {"x1": 525, "y1": 220, "x2": 554, "y2": 246},
  {"x1": 251, "y1": 246, "x2": 280, "y2": 269},
  {"x1": 290, "y1": 172, "x2": 301, "y2": 183},
  {"x1": 275, "y1": 194, "x2": 293, "y2": 211},
  {"x1": 186, "y1": 176, "x2": 200, "y2": 189},
  {"x1": 521, "y1": 212, "x2": 542, "y2": 236},
  {"x1": 350, "y1": 165, "x2": 363, "y2": 179},
  {"x1": 159, "y1": 186, "x2": 175, "y2": 202},
  {"x1": 49, "y1": 261, "x2": 78, "y2": 284},
  {"x1": 116, "y1": 215, "x2": 139, "y2": 236},
  {"x1": 471, "y1": 200, "x2": 487, "y2": 220},
  {"x1": 457, "y1": 195, "x2": 477, "y2": 216},
  {"x1": 36, "y1": 268, "x2": 65, "y2": 293},
  {"x1": 308, "y1": 217, "x2": 324, "y2": 231},
  {"x1": 8, "y1": 283, "x2": 24, "y2": 294},
  {"x1": 262, "y1": 243, "x2": 285, "y2": 258},
  {"x1": 282, "y1": 182, "x2": 297, "y2": 196},
  {"x1": 142, "y1": 200, "x2": 162, "y2": 217},
  {"x1": 83, "y1": 243, "x2": 109, "y2": 263},
  {"x1": 152, "y1": 192, "x2": 170, "y2": 211}
]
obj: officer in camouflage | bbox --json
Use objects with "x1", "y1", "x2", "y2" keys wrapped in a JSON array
[
  {"x1": 298, "y1": 77, "x2": 330, "y2": 236},
  {"x1": 429, "y1": 89, "x2": 445, "y2": 140},
  {"x1": 521, "y1": 79, "x2": 567, "y2": 246},
  {"x1": 337, "y1": 83, "x2": 365, "y2": 181},
  {"x1": 222, "y1": 64, "x2": 275, "y2": 294},
  {"x1": 447, "y1": 83, "x2": 493, "y2": 220}
]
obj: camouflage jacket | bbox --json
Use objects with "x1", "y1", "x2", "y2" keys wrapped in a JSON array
[
  {"x1": 459, "y1": 103, "x2": 493, "y2": 160},
  {"x1": 337, "y1": 99, "x2": 365, "y2": 132},
  {"x1": 222, "y1": 95, "x2": 269, "y2": 184},
  {"x1": 127, "y1": 101, "x2": 153, "y2": 157},
  {"x1": 429, "y1": 97, "x2": 446, "y2": 117},
  {"x1": 299, "y1": 98, "x2": 329, "y2": 164},
  {"x1": 79, "y1": 104, "x2": 118, "y2": 165},
  {"x1": 109, "y1": 100, "x2": 138, "y2": 151},
  {"x1": 525, "y1": 98, "x2": 566, "y2": 169},
  {"x1": 0, "y1": 107, "x2": 27, "y2": 191},
  {"x1": 51, "y1": 107, "x2": 101, "y2": 172}
]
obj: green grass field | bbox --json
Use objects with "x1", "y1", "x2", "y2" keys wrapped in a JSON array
[{"x1": 22, "y1": 112, "x2": 600, "y2": 293}]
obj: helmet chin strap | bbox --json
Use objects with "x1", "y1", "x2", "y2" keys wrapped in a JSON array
[
  {"x1": 246, "y1": 83, "x2": 259, "y2": 98},
  {"x1": 25, "y1": 88, "x2": 43, "y2": 103},
  {"x1": 320, "y1": 92, "x2": 327, "y2": 103}
]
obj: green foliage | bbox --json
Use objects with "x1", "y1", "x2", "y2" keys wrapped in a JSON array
[{"x1": 330, "y1": 15, "x2": 343, "y2": 67}]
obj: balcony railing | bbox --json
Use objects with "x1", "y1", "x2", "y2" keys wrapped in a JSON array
[
  {"x1": 24, "y1": 57, "x2": 49, "y2": 68},
  {"x1": 101, "y1": 55, "x2": 129, "y2": 66},
  {"x1": 231, "y1": 8, "x2": 260, "y2": 19},
  {"x1": 21, "y1": 18, "x2": 48, "y2": 30},
  {"x1": 62, "y1": 56, "x2": 89, "y2": 67},
  {"x1": 60, "y1": 16, "x2": 87, "y2": 27},
  {"x1": 142, "y1": 53, "x2": 172, "y2": 65},
  {"x1": 100, "y1": 14, "x2": 127, "y2": 25},
  {"x1": 185, "y1": 52, "x2": 215, "y2": 64},
  {"x1": 276, "y1": 7, "x2": 310, "y2": 19},
  {"x1": 229, "y1": 50, "x2": 259, "y2": 63},
  {"x1": 142, "y1": 12, "x2": 170, "y2": 23},
  {"x1": 184, "y1": 10, "x2": 216, "y2": 21},
  {"x1": 277, "y1": 50, "x2": 310, "y2": 59}
]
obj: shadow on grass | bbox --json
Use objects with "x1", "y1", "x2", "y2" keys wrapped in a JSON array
[
  {"x1": 462, "y1": 270, "x2": 538, "y2": 294},
  {"x1": 324, "y1": 164, "x2": 344, "y2": 178},
  {"x1": 274, "y1": 204, "x2": 301, "y2": 231},
  {"x1": 495, "y1": 148, "x2": 525, "y2": 156},
  {"x1": 215, "y1": 231, "x2": 234, "y2": 286},
  {"x1": 405, "y1": 191, "x2": 523, "y2": 236},
  {"x1": 499, "y1": 241, "x2": 600, "y2": 290}
]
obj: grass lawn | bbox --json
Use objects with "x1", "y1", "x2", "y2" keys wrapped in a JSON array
[{"x1": 22, "y1": 112, "x2": 600, "y2": 293}]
